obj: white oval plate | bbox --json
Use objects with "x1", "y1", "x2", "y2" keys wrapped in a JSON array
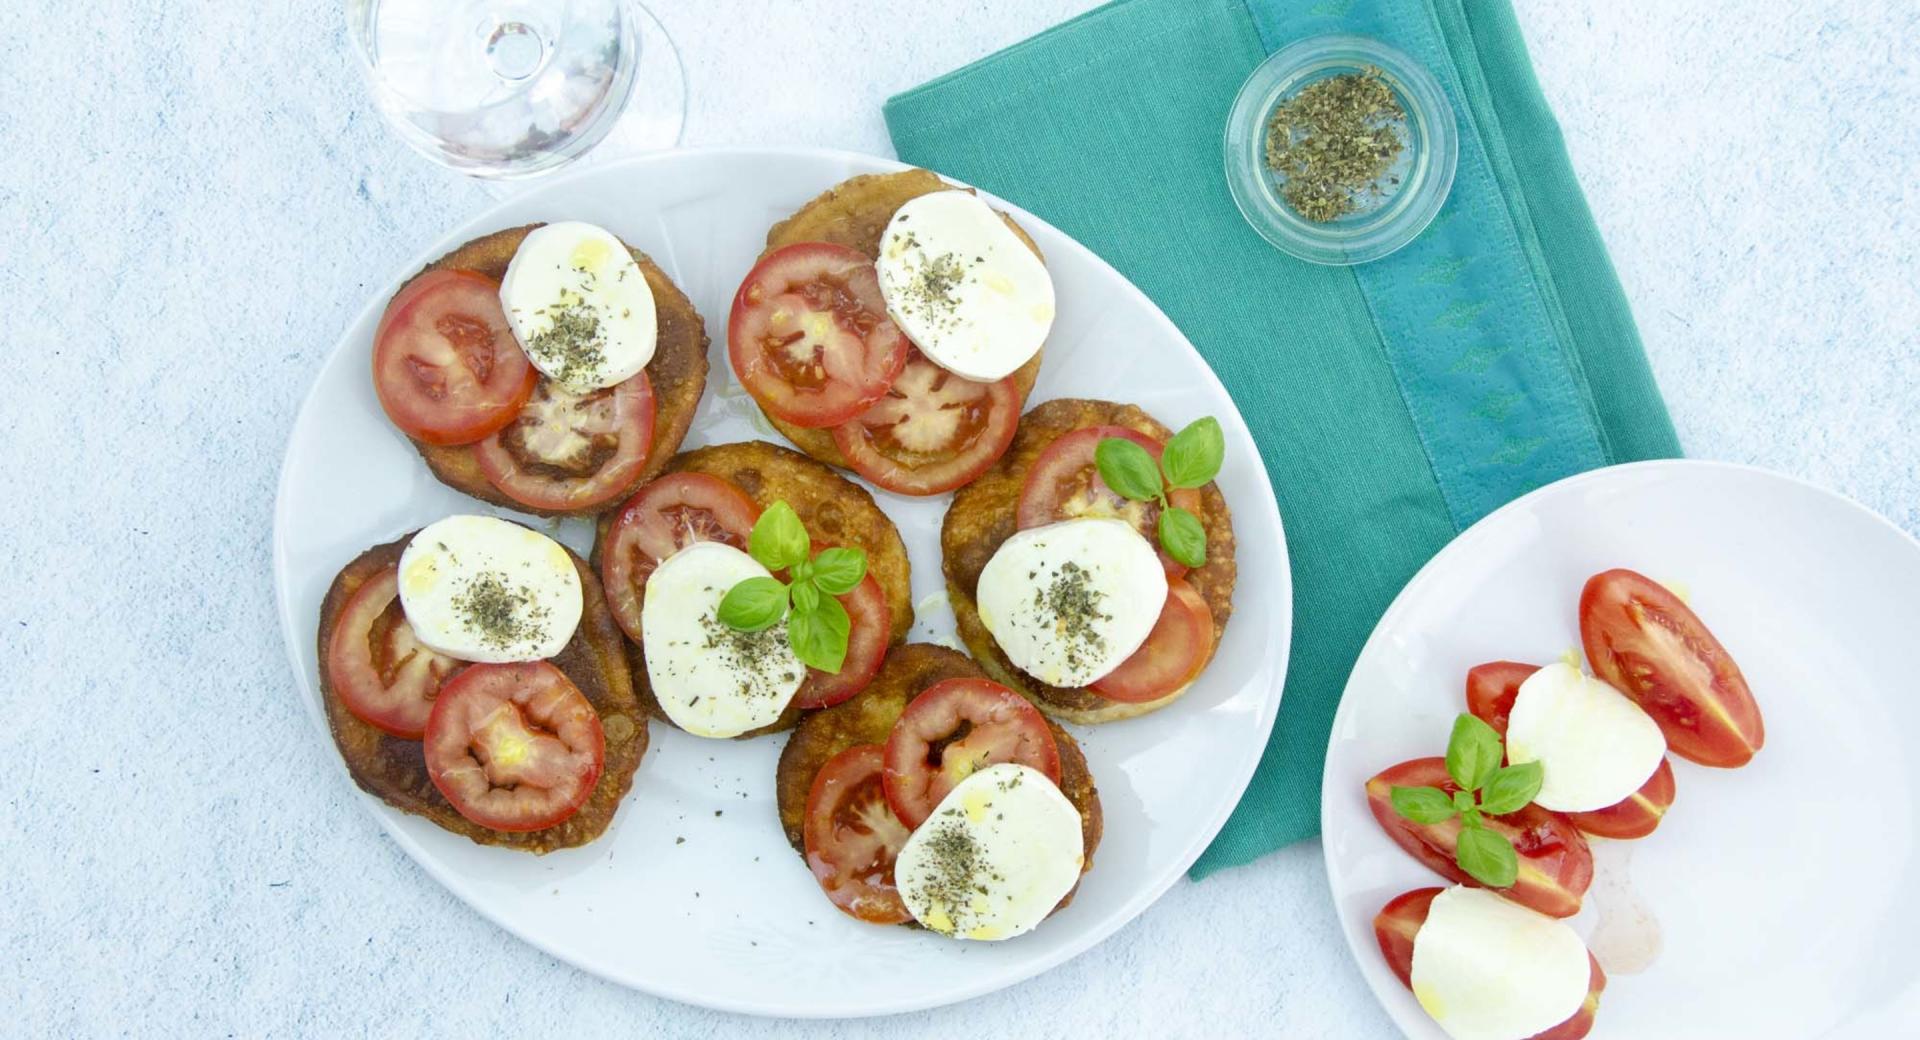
[
  {"x1": 273, "y1": 148, "x2": 1290, "y2": 1017},
  {"x1": 1322, "y1": 460, "x2": 1920, "y2": 1038}
]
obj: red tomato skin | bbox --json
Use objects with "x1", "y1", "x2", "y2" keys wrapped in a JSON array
[
  {"x1": 600, "y1": 472, "x2": 761, "y2": 643},
  {"x1": 1088, "y1": 578, "x2": 1213, "y2": 703},
  {"x1": 1373, "y1": 887, "x2": 1605, "y2": 1040},
  {"x1": 422, "y1": 662, "x2": 604, "y2": 833},
  {"x1": 728, "y1": 243, "x2": 908, "y2": 428},
  {"x1": 1365, "y1": 757, "x2": 1593, "y2": 918},
  {"x1": 882, "y1": 678, "x2": 1062, "y2": 828},
  {"x1": 372, "y1": 270, "x2": 537, "y2": 446},
  {"x1": 325, "y1": 564, "x2": 462, "y2": 739},
  {"x1": 1464, "y1": 661, "x2": 1677, "y2": 840},
  {"x1": 830, "y1": 353, "x2": 1021, "y2": 496},
  {"x1": 474, "y1": 372, "x2": 657, "y2": 513},
  {"x1": 1579, "y1": 568, "x2": 1763, "y2": 768},
  {"x1": 803, "y1": 743, "x2": 913, "y2": 924},
  {"x1": 792, "y1": 574, "x2": 891, "y2": 710}
]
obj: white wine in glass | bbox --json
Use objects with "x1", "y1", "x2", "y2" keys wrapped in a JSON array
[{"x1": 347, "y1": 0, "x2": 685, "y2": 179}]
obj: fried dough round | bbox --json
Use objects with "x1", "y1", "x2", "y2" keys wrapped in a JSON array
[
  {"x1": 755, "y1": 169, "x2": 1045, "y2": 470},
  {"x1": 316, "y1": 534, "x2": 646, "y2": 853},
  {"x1": 942, "y1": 399, "x2": 1237, "y2": 724},
  {"x1": 592, "y1": 440, "x2": 913, "y2": 738},
  {"x1": 404, "y1": 224, "x2": 709, "y2": 517},
  {"x1": 774, "y1": 643, "x2": 1102, "y2": 923}
]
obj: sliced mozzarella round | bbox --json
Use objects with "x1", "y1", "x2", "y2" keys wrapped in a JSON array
[
  {"x1": 397, "y1": 515, "x2": 582, "y2": 663},
  {"x1": 500, "y1": 221, "x2": 657, "y2": 392},
  {"x1": 1410, "y1": 886, "x2": 1591, "y2": 1040},
  {"x1": 1506, "y1": 661, "x2": 1667, "y2": 812},
  {"x1": 976, "y1": 518, "x2": 1168, "y2": 688},
  {"x1": 895, "y1": 763, "x2": 1083, "y2": 941},
  {"x1": 640, "y1": 541, "x2": 805, "y2": 738},
  {"x1": 875, "y1": 190, "x2": 1055, "y2": 381}
]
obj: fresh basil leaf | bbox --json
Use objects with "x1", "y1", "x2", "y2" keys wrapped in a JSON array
[
  {"x1": 1095, "y1": 437, "x2": 1164, "y2": 502},
  {"x1": 790, "y1": 580, "x2": 821, "y2": 614},
  {"x1": 1445, "y1": 713, "x2": 1504, "y2": 792},
  {"x1": 788, "y1": 595, "x2": 851, "y2": 674},
  {"x1": 717, "y1": 577, "x2": 788, "y2": 632},
  {"x1": 1158, "y1": 506, "x2": 1206, "y2": 567},
  {"x1": 810, "y1": 546, "x2": 868, "y2": 596},
  {"x1": 1455, "y1": 824, "x2": 1520, "y2": 889},
  {"x1": 748, "y1": 500, "x2": 809, "y2": 570},
  {"x1": 1389, "y1": 785, "x2": 1457, "y2": 825},
  {"x1": 789, "y1": 558, "x2": 814, "y2": 584},
  {"x1": 1478, "y1": 761, "x2": 1545, "y2": 816},
  {"x1": 1161, "y1": 417, "x2": 1225, "y2": 489},
  {"x1": 1451, "y1": 790, "x2": 1475, "y2": 815}
]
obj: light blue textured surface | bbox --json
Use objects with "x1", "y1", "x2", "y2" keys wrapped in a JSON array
[{"x1": 2, "y1": 1, "x2": 1915, "y2": 1036}]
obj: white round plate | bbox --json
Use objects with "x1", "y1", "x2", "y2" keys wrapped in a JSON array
[
  {"x1": 1322, "y1": 460, "x2": 1920, "y2": 1039},
  {"x1": 273, "y1": 148, "x2": 1290, "y2": 1017}
]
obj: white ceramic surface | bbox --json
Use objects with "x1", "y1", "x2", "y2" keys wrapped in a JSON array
[
  {"x1": 272, "y1": 147, "x2": 1290, "y2": 1017},
  {"x1": 1322, "y1": 460, "x2": 1920, "y2": 1038}
]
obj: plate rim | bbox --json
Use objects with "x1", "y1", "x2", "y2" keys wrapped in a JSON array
[
  {"x1": 1316, "y1": 456, "x2": 1920, "y2": 1036},
  {"x1": 272, "y1": 145, "x2": 1293, "y2": 1017}
]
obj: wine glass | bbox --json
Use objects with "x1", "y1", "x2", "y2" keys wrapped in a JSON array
[{"x1": 346, "y1": 0, "x2": 686, "y2": 182}]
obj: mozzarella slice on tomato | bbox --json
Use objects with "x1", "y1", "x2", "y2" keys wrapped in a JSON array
[
  {"x1": 976, "y1": 518, "x2": 1167, "y2": 687},
  {"x1": 500, "y1": 221, "x2": 657, "y2": 392},
  {"x1": 894, "y1": 763, "x2": 1083, "y2": 941},
  {"x1": 1410, "y1": 886, "x2": 1591, "y2": 1040},
  {"x1": 640, "y1": 541, "x2": 805, "y2": 738},
  {"x1": 1505, "y1": 661, "x2": 1667, "y2": 812},
  {"x1": 397, "y1": 515, "x2": 582, "y2": 664},
  {"x1": 875, "y1": 191, "x2": 1054, "y2": 382}
]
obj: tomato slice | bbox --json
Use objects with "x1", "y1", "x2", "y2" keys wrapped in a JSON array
[
  {"x1": 1374, "y1": 887, "x2": 1606, "y2": 1040},
  {"x1": 729, "y1": 243, "x2": 909, "y2": 428},
  {"x1": 373, "y1": 270, "x2": 539, "y2": 446},
  {"x1": 325, "y1": 564, "x2": 463, "y2": 738},
  {"x1": 1364, "y1": 757, "x2": 1593, "y2": 918},
  {"x1": 1465, "y1": 660, "x2": 1677, "y2": 840},
  {"x1": 882, "y1": 677, "x2": 1062, "y2": 827},
  {"x1": 1017, "y1": 425, "x2": 1203, "y2": 577},
  {"x1": 422, "y1": 662, "x2": 604, "y2": 833},
  {"x1": 1579, "y1": 568, "x2": 1763, "y2": 768},
  {"x1": 803, "y1": 743, "x2": 913, "y2": 924},
  {"x1": 601, "y1": 472, "x2": 761, "y2": 642},
  {"x1": 1089, "y1": 577, "x2": 1213, "y2": 702},
  {"x1": 474, "y1": 371, "x2": 656, "y2": 512},
  {"x1": 792, "y1": 573, "x2": 891, "y2": 709},
  {"x1": 831, "y1": 351, "x2": 1019, "y2": 495}
]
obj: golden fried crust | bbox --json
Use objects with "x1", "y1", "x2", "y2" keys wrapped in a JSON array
[
  {"x1": 316, "y1": 535, "x2": 647, "y2": 853},
  {"x1": 757, "y1": 170, "x2": 1044, "y2": 471},
  {"x1": 942, "y1": 399, "x2": 1238, "y2": 724},
  {"x1": 773, "y1": 643, "x2": 1103, "y2": 917},
  {"x1": 405, "y1": 224, "x2": 710, "y2": 517},
  {"x1": 591, "y1": 440, "x2": 914, "y2": 739}
]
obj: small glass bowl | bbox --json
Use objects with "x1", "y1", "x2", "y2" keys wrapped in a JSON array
[{"x1": 1224, "y1": 34, "x2": 1458, "y2": 266}]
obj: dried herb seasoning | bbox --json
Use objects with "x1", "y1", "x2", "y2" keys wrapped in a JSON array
[{"x1": 1264, "y1": 67, "x2": 1406, "y2": 223}]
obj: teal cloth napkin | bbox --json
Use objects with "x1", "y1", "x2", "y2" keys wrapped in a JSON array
[{"x1": 885, "y1": 0, "x2": 1680, "y2": 877}]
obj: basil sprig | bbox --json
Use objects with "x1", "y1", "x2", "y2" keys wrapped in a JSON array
[
  {"x1": 716, "y1": 501, "x2": 867, "y2": 674},
  {"x1": 1389, "y1": 714, "x2": 1544, "y2": 889},
  {"x1": 1093, "y1": 417, "x2": 1224, "y2": 568}
]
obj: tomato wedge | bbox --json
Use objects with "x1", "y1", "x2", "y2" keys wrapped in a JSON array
[
  {"x1": 803, "y1": 743, "x2": 913, "y2": 924},
  {"x1": 832, "y1": 351, "x2": 1020, "y2": 495},
  {"x1": 423, "y1": 662, "x2": 604, "y2": 833},
  {"x1": 601, "y1": 473, "x2": 761, "y2": 642},
  {"x1": 729, "y1": 243, "x2": 909, "y2": 428},
  {"x1": 1089, "y1": 577, "x2": 1213, "y2": 702},
  {"x1": 1465, "y1": 661, "x2": 1677, "y2": 840},
  {"x1": 1579, "y1": 568, "x2": 1763, "y2": 768},
  {"x1": 1017, "y1": 425, "x2": 1203, "y2": 577},
  {"x1": 373, "y1": 270, "x2": 539, "y2": 446},
  {"x1": 792, "y1": 573, "x2": 891, "y2": 709},
  {"x1": 1374, "y1": 887, "x2": 1605, "y2": 1040},
  {"x1": 882, "y1": 678, "x2": 1061, "y2": 827},
  {"x1": 1365, "y1": 757, "x2": 1593, "y2": 918},
  {"x1": 474, "y1": 371, "x2": 656, "y2": 512},
  {"x1": 325, "y1": 564, "x2": 463, "y2": 738}
]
